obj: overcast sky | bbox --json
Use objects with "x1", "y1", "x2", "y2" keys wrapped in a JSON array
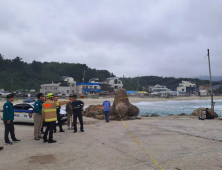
[{"x1": 0, "y1": 0, "x2": 222, "y2": 78}]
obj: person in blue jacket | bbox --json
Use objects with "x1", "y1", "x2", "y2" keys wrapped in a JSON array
[
  {"x1": 3, "y1": 94, "x2": 20, "y2": 145},
  {"x1": 102, "y1": 100, "x2": 111, "y2": 122}
]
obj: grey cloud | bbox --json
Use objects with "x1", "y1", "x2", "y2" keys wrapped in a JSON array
[{"x1": 0, "y1": 0, "x2": 222, "y2": 78}]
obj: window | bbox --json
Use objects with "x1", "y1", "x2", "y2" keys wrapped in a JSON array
[
  {"x1": 14, "y1": 104, "x2": 24, "y2": 110},
  {"x1": 23, "y1": 104, "x2": 33, "y2": 110},
  {"x1": 182, "y1": 89, "x2": 184, "y2": 91},
  {"x1": 72, "y1": 84, "x2": 74, "y2": 87},
  {"x1": 90, "y1": 86, "x2": 92, "y2": 88},
  {"x1": 94, "y1": 86, "x2": 97, "y2": 89},
  {"x1": 67, "y1": 90, "x2": 69, "y2": 94},
  {"x1": 86, "y1": 86, "x2": 88, "y2": 89},
  {"x1": 72, "y1": 90, "x2": 74, "y2": 93}
]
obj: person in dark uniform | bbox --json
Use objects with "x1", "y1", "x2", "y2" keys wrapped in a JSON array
[
  {"x1": 3, "y1": 94, "x2": 20, "y2": 145},
  {"x1": 54, "y1": 95, "x2": 65, "y2": 133},
  {"x1": 71, "y1": 94, "x2": 85, "y2": 133},
  {"x1": 206, "y1": 108, "x2": 214, "y2": 119}
]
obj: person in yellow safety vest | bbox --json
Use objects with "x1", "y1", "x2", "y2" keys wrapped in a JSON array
[{"x1": 42, "y1": 93, "x2": 69, "y2": 143}]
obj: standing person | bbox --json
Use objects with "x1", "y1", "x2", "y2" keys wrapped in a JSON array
[
  {"x1": 53, "y1": 95, "x2": 65, "y2": 133},
  {"x1": 42, "y1": 93, "x2": 69, "y2": 143},
  {"x1": 3, "y1": 94, "x2": 20, "y2": 145},
  {"x1": 66, "y1": 95, "x2": 74, "y2": 130},
  {"x1": 102, "y1": 100, "x2": 111, "y2": 122},
  {"x1": 33, "y1": 93, "x2": 45, "y2": 140},
  {"x1": 71, "y1": 94, "x2": 84, "y2": 133}
]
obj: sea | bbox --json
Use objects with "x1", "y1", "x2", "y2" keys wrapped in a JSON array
[{"x1": 134, "y1": 99, "x2": 222, "y2": 117}]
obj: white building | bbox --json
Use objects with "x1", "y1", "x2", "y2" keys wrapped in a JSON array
[
  {"x1": 106, "y1": 77, "x2": 123, "y2": 91},
  {"x1": 40, "y1": 84, "x2": 59, "y2": 94},
  {"x1": 177, "y1": 81, "x2": 196, "y2": 94},
  {"x1": 40, "y1": 76, "x2": 77, "y2": 96},
  {"x1": 151, "y1": 91, "x2": 177, "y2": 97},
  {"x1": 76, "y1": 83, "x2": 101, "y2": 94},
  {"x1": 149, "y1": 84, "x2": 171, "y2": 92},
  {"x1": 199, "y1": 90, "x2": 208, "y2": 96}
]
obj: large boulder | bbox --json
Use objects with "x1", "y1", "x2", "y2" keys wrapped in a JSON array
[{"x1": 110, "y1": 88, "x2": 140, "y2": 120}]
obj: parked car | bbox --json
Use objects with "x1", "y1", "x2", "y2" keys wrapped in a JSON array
[
  {"x1": 0, "y1": 102, "x2": 67, "y2": 124},
  {"x1": 23, "y1": 99, "x2": 35, "y2": 103}
]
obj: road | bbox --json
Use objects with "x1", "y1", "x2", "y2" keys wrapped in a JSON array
[{"x1": 0, "y1": 116, "x2": 222, "y2": 170}]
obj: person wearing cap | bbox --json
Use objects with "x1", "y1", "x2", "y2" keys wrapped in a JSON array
[
  {"x1": 2, "y1": 94, "x2": 20, "y2": 145},
  {"x1": 71, "y1": 94, "x2": 85, "y2": 133},
  {"x1": 42, "y1": 93, "x2": 69, "y2": 143},
  {"x1": 53, "y1": 94, "x2": 65, "y2": 133},
  {"x1": 33, "y1": 93, "x2": 45, "y2": 140}
]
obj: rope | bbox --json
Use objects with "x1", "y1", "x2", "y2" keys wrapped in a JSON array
[{"x1": 115, "y1": 96, "x2": 163, "y2": 170}]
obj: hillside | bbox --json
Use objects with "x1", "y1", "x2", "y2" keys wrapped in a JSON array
[
  {"x1": 0, "y1": 55, "x2": 221, "y2": 92},
  {"x1": 0, "y1": 55, "x2": 114, "y2": 91}
]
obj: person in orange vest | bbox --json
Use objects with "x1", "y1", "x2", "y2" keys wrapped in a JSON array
[{"x1": 42, "y1": 93, "x2": 69, "y2": 143}]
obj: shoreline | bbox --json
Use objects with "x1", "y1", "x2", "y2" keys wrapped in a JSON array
[{"x1": 1, "y1": 96, "x2": 222, "y2": 109}]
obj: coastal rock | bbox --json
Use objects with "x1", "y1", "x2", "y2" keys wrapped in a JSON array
[
  {"x1": 150, "y1": 114, "x2": 159, "y2": 117},
  {"x1": 141, "y1": 114, "x2": 149, "y2": 117},
  {"x1": 191, "y1": 108, "x2": 218, "y2": 118},
  {"x1": 110, "y1": 88, "x2": 140, "y2": 120},
  {"x1": 191, "y1": 108, "x2": 206, "y2": 116},
  {"x1": 168, "y1": 114, "x2": 174, "y2": 116},
  {"x1": 178, "y1": 113, "x2": 187, "y2": 116}
]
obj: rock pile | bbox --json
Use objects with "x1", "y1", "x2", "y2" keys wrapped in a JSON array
[
  {"x1": 191, "y1": 107, "x2": 218, "y2": 118},
  {"x1": 84, "y1": 88, "x2": 140, "y2": 120},
  {"x1": 84, "y1": 105, "x2": 105, "y2": 120}
]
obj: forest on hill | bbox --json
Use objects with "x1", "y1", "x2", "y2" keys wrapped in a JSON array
[
  {"x1": 0, "y1": 55, "x2": 221, "y2": 92},
  {"x1": 0, "y1": 55, "x2": 114, "y2": 91}
]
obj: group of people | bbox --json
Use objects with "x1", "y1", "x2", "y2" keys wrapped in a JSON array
[
  {"x1": 1, "y1": 92, "x2": 86, "y2": 150},
  {"x1": 34, "y1": 93, "x2": 85, "y2": 143}
]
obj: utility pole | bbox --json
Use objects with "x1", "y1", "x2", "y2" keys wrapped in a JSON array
[
  {"x1": 82, "y1": 69, "x2": 85, "y2": 93},
  {"x1": 207, "y1": 49, "x2": 214, "y2": 113},
  {"x1": 138, "y1": 76, "x2": 140, "y2": 91}
]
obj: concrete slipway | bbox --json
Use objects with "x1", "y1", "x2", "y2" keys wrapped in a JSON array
[{"x1": 0, "y1": 116, "x2": 222, "y2": 170}]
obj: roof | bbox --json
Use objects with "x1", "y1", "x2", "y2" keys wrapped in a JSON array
[
  {"x1": 127, "y1": 91, "x2": 137, "y2": 94},
  {"x1": 41, "y1": 84, "x2": 59, "y2": 87},
  {"x1": 89, "y1": 78, "x2": 99, "y2": 81},
  {"x1": 135, "y1": 91, "x2": 148, "y2": 94},
  {"x1": 76, "y1": 82, "x2": 100, "y2": 85},
  {"x1": 213, "y1": 85, "x2": 221, "y2": 89},
  {"x1": 200, "y1": 90, "x2": 208, "y2": 92},
  {"x1": 106, "y1": 77, "x2": 118, "y2": 80}
]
